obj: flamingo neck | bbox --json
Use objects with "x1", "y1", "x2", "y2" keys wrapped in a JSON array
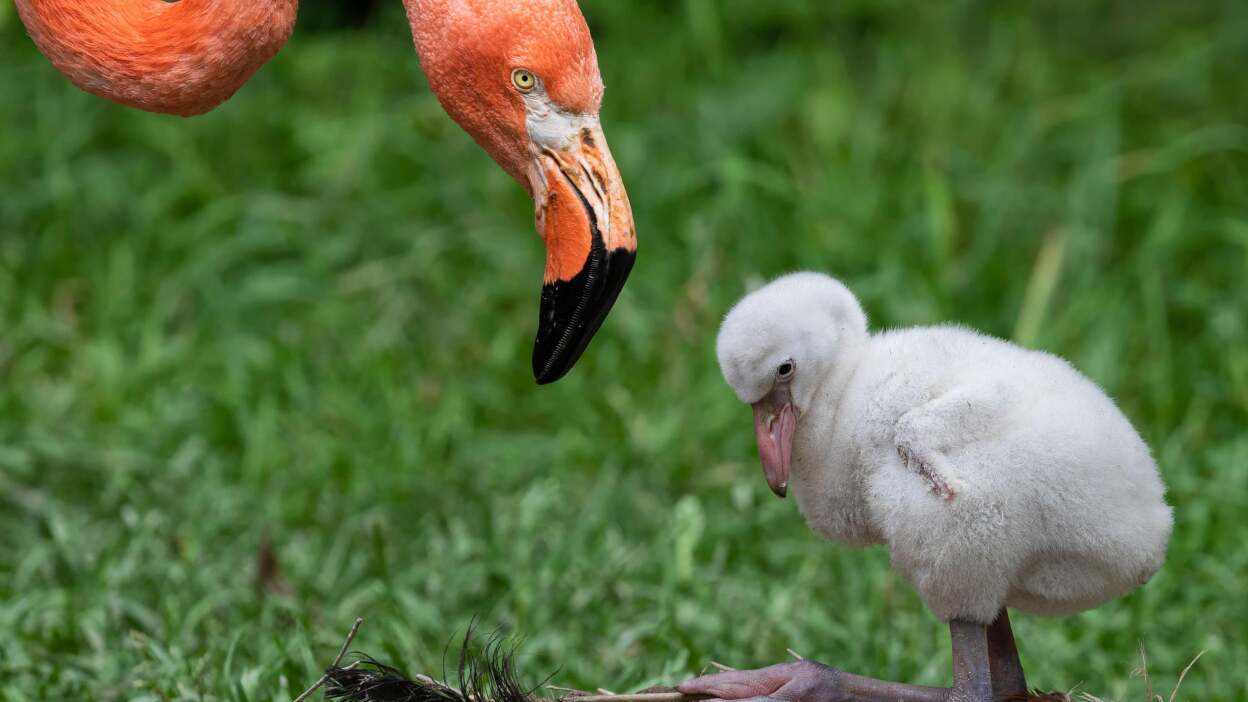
[{"x1": 15, "y1": 0, "x2": 299, "y2": 116}]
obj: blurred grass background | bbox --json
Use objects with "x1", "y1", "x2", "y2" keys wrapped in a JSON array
[{"x1": 1, "y1": 1, "x2": 1246, "y2": 700}]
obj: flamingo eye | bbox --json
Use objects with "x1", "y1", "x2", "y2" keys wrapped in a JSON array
[
  {"x1": 512, "y1": 69, "x2": 536, "y2": 92},
  {"x1": 777, "y1": 360, "x2": 795, "y2": 380}
]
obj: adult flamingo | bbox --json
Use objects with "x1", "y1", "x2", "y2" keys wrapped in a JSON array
[{"x1": 14, "y1": 0, "x2": 636, "y2": 384}]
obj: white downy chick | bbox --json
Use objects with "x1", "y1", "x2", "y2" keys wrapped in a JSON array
[{"x1": 717, "y1": 272, "x2": 1172, "y2": 623}]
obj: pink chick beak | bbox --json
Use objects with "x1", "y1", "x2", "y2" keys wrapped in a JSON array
[{"x1": 752, "y1": 401, "x2": 796, "y2": 498}]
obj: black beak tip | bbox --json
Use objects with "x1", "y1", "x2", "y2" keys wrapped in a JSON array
[
  {"x1": 532, "y1": 245, "x2": 636, "y2": 384},
  {"x1": 533, "y1": 352, "x2": 570, "y2": 385}
]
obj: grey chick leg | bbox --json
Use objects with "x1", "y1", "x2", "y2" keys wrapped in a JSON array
[
  {"x1": 986, "y1": 609, "x2": 1027, "y2": 698},
  {"x1": 948, "y1": 620, "x2": 994, "y2": 702}
]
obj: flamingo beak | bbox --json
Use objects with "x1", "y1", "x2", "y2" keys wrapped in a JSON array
[
  {"x1": 752, "y1": 387, "x2": 797, "y2": 498},
  {"x1": 528, "y1": 123, "x2": 636, "y2": 384}
]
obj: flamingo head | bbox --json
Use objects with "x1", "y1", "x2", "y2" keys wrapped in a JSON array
[{"x1": 407, "y1": 0, "x2": 636, "y2": 384}]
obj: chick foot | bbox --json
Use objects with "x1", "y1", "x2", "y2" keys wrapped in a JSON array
[{"x1": 678, "y1": 619, "x2": 1002, "y2": 702}]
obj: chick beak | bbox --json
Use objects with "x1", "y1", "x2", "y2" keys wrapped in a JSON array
[
  {"x1": 528, "y1": 123, "x2": 636, "y2": 385},
  {"x1": 752, "y1": 398, "x2": 796, "y2": 498}
]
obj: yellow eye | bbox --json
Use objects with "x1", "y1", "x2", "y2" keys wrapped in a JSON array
[{"x1": 511, "y1": 69, "x2": 536, "y2": 92}]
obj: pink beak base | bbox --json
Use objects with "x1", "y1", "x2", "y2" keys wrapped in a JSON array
[{"x1": 753, "y1": 402, "x2": 796, "y2": 498}]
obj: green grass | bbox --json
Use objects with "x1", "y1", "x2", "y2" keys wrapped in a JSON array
[{"x1": 1, "y1": 2, "x2": 1246, "y2": 700}]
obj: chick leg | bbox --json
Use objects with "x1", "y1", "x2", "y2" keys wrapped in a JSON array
[
  {"x1": 948, "y1": 620, "x2": 994, "y2": 702},
  {"x1": 676, "y1": 620, "x2": 994, "y2": 702},
  {"x1": 986, "y1": 609, "x2": 1027, "y2": 698}
]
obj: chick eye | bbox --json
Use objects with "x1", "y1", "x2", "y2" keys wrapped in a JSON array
[
  {"x1": 777, "y1": 359, "x2": 795, "y2": 380},
  {"x1": 511, "y1": 69, "x2": 536, "y2": 92}
]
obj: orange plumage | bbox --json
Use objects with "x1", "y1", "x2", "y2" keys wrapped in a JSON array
[{"x1": 15, "y1": 0, "x2": 297, "y2": 116}]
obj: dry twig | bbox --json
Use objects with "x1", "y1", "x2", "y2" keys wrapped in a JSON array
[
  {"x1": 292, "y1": 618, "x2": 364, "y2": 702},
  {"x1": 556, "y1": 688, "x2": 705, "y2": 702}
]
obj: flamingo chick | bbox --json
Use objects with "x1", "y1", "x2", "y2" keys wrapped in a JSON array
[
  {"x1": 682, "y1": 273, "x2": 1172, "y2": 702},
  {"x1": 14, "y1": 0, "x2": 636, "y2": 383}
]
